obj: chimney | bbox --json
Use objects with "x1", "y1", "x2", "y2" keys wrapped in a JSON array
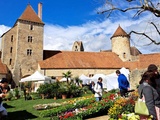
[{"x1": 38, "y1": 2, "x2": 42, "y2": 20}]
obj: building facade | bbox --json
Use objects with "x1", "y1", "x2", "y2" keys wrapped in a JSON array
[{"x1": 1, "y1": 4, "x2": 44, "y2": 85}]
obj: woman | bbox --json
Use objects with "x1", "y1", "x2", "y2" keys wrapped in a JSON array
[
  {"x1": 94, "y1": 77, "x2": 103, "y2": 101},
  {"x1": 138, "y1": 71, "x2": 160, "y2": 120}
]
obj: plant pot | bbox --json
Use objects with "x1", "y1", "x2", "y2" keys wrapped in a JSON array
[
  {"x1": 41, "y1": 94, "x2": 45, "y2": 99},
  {"x1": 62, "y1": 94, "x2": 67, "y2": 99},
  {"x1": 54, "y1": 96, "x2": 57, "y2": 100}
]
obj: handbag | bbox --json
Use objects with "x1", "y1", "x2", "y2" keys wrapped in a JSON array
[{"x1": 134, "y1": 98, "x2": 149, "y2": 116}]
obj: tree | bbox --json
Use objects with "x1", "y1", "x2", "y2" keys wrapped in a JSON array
[
  {"x1": 62, "y1": 71, "x2": 72, "y2": 83},
  {"x1": 97, "y1": 0, "x2": 160, "y2": 45}
]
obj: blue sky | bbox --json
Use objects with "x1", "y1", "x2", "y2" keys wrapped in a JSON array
[{"x1": 0, "y1": 0, "x2": 160, "y2": 53}]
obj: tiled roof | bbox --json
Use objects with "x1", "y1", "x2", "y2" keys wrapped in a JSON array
[
  {"x1": 138, "y1": 53, "x2": 160, "y2": 69},
  {"x1": 130, "y1": 47, "x2": 142, "y2": 56},
  {"x1": 39, "y1": 51, "x2": 125, "y2": 69},
  {"x1": 0, "y1": 60, "x2": 8, "y2": 74},
  {"x1": 111, "y1": 25, "x2": 130, "y2": 39},
  {"x1": 18, "y1": 4, "x2": 44, "y2": 24}
]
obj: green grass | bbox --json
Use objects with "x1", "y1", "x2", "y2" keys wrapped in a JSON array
[{"x1": 3, "y1": 97, "x2": 70, "y2": 120}]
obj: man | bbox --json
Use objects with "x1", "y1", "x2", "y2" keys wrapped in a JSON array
[
  {"x1": 116, "y1": 70, "x2": 130, "y2": 97},
  {"x1": 0, "y1": 78, "x2": 9, "y2": 119},
  {"x1": 147, "y1": 64, "x2": 160, "y2": 96}
]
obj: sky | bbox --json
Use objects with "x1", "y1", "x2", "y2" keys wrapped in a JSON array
[{"x1": 0, "y1": 0, "x2": 160, "y2": 54}]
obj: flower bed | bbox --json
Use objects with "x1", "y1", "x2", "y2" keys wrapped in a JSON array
[{"x1": 34, "y1": 89, "x2": 140, "y2": 120}]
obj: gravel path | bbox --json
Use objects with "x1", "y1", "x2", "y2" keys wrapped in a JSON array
[{"x1": 85, "y1": 115, "x2": 109, "y2": 120}]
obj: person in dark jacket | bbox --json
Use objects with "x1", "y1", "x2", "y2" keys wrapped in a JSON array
[
  {"x1": 0, "y1": 78, "x2": 9, "y2": 119},
  {"x1": 116, "y1": 70, "x2": 130, "y2": 97},
  {"x1": 138, "y1": 71, "x2": 160, "y2": 120},
  {"x1": 147, "y1": 64, "x2": 160, "y2": 96}
]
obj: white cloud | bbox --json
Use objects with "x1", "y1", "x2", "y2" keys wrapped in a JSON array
[{"x1": 0, "y1": 15, "x2": 160, "y2": 54}]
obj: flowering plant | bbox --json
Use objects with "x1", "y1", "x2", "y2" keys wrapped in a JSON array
[{"x1": 108, "y1": 90, "x2": 138, "y2": 119}]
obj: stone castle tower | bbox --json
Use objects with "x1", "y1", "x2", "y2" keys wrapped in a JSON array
[
  {"x1": 72, "y1": 41, "x2": 84, "y2": 51},
  {"x1": 111, "y1": 25, "x2": 131, "y2": 61},
  {"x1": 1, "y1": 3, "x2": 44, "y2": 85}
]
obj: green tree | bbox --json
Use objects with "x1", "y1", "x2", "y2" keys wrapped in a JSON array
[{"x1": 62, "y1": 71, "x2": 72, "y2": 83}]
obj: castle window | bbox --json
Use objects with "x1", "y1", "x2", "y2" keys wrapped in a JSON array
[
  {"x1": 75, "y1": 46, "x2": 78, "y2": 51},
  {"x1": 28, "y1": 36, "x2": 32, "y2": 42},
  {"x1": 89, "y1": 74, "x2": 94, "y2": 77},
  {"x1": 9, "y1": 59, "x2": 12, "y2": 65},
  {"x1": 11, "y1": 35, "x2": 13, "y2": 42},
  {"x1": 10, "y1": 47, "x2": 13, "y2": 53},
  {"x1": 27, "y1": 49, "x2": 32, "y2": 56},
  {"x1": 30, "y1": 25, "x2": 33, "y2": 30},
  {"x1": 123, "y1": 52, "x2": 126, "y2": 58}
]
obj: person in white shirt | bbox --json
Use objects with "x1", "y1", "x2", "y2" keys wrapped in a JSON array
[{"x1": 94, "y1": 77, "x2": 103, "y2": 101}]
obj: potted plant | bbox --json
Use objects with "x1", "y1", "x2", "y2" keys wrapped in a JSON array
[
  {"x1": 14, "y1": 87, "x2": 20, "y2": 99},
  {"x1": 51, "y1": 82, "x2": 60, "y2": 100},
  {"x1": 5, "y1": 91, "x2": 13, "y2": 101},
  {"x1": 58, "y1": 82, "x2": 69, "y2": 99}
]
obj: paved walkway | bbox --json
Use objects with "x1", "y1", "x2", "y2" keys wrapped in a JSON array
[{"x1": 85, "y1": 115, "x2": 109, "y2": 120}]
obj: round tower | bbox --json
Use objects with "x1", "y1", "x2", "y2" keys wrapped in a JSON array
[{"x1": 111, "y1": 25, "x2": 131, "y2": 61}]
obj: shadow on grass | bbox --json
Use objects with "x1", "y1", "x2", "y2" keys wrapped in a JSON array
[
  {"x1": 3, "y1": 103, "x2": 15, "y2": 109},
  {"x1": 8, "y1": 110, "x2": 37, "y2": 120}
]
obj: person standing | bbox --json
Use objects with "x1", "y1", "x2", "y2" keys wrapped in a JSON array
[
  {"x1": 0, "y1": 78, "x2": 9, "y2": 119},
  {"x1": 147, "y1": 64, "x2": 160, "y2": 96},
  {"x1": 138, "y1": 71, "x2": 160, "y2": 120},
  {"x1": 94, "y1": 77, "x2": 103, "y2": 101},
  {"x1": 89, "y1": 81, "x2": 95, "y2": 94},
  {"x1": 116, "y1": 70, "x2": 130, "y2": 97}
]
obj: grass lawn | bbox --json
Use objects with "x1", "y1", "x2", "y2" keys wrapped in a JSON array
[{"x1": 3, "y1": 97, "x2": 70, "y2": 120}]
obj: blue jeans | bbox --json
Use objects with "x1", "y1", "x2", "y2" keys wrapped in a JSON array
[{"x1": 95, "y1": 97, "x2": 102, "y2": 101}]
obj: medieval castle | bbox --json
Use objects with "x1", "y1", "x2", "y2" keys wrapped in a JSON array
[{"x1": 1, "y1": 3, "x2": 160, "y2": 89}]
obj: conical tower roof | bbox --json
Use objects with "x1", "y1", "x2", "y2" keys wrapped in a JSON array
[
  {"x1": 110, "y1": 25, "x2": 130, "y2": 39},
  {"x1": 18, "y1": 4, "x2": 44, "y2": 24}
]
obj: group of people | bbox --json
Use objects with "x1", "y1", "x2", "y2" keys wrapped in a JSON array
[
  {"x1": 89, "y1": 68, "x2": 130, "y2": 101},
  {"x1": 0, "y1": 64, "x2": 160, "y2": 119},
  {"x1": 90, "y1": 64, "x2": 160, "y2": 119},
  {"x1": 138, "y1": 64, "x2": 160, "y2": 120}
]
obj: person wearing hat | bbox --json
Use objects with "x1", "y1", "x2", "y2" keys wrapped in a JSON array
[
  {"x1": 0, "y1": 78, "x2": 9, "y2": 119},
  {"x1": 147, "y1": 64, "x2": 160, "y2": 96}
]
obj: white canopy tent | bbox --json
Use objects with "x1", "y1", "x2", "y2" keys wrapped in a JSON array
[
  {"x1": 78, "y1": 67, "x2": 130, "y2": 90},
  {"x1": 59, "y1": 77, "x2": 71, "y2": 82},
  {"x1": 19, "y1": 71, "x2": 53, "y2": 82},
  {"x1": 19, "y1": 71, "x2": 55, "y2": 92},
  {"x1": 106, "y1": 67, "x2": 130, "y2": 91},
  {"x1": 79, "y1": 74, "x2": 92, "y2": 85},
  {"x1": 91, "y1": 74, "x2": 108, "y2": 88}
]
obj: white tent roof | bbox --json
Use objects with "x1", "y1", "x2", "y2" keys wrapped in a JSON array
[
  {"x1": 19, "y1": 71, "x2": 53, "y2": 82},
  {"x1": 79, "y1": 74, "x2": 91, "y2": 84},
  {"x1": 59, "y1": 77, "x2": 71, "y2": 82}
]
